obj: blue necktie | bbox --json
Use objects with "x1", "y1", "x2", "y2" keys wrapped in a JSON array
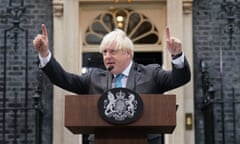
[{"x1": 115, "y1": 73, "x2": 124, "y2": 88}]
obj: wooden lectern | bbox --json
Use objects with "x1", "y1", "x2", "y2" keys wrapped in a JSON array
[{"x1": 65, "y1": 94, "x2": 176, "y2": 144}]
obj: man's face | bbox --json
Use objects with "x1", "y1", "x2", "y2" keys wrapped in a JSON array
[{"x1": 102, "y1": 42, "x2": 132, "y2": 75}]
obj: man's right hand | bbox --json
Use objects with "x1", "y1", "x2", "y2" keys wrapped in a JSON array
[{"x1": 33, "y1": 24, "x2": 49, "y2": 57}]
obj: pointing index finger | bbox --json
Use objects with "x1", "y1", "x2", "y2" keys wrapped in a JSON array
[
  {"x1": 166, "y1": 26, "x2": 171, "y2": 40},
  {"x1": 41, "y1": 24, "x2": 48, "y2": 37}
]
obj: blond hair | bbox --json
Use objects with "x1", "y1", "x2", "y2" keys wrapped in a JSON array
[{"x1": 99, "y1": 29, "x2": 134, "y2": 56}]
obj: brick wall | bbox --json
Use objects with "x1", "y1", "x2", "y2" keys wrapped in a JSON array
[
  {"x1": 0, "y1": 0, "x2": 53, "y2": 144},
  {"x1": 193, "y1": 0, "x2": 240, "y2": 144}
]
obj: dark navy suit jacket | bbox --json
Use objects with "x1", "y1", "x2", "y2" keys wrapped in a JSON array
[{"x1": 42, "y1": 56, "x2": 191, "y2": 144}]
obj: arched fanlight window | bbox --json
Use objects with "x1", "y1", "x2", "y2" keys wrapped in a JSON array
[{"x1": 84, "y1": 8, "x2": 160, "y2": 45}]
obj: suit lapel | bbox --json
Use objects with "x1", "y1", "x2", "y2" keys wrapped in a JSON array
[
  {"x1": 126, "y1": 63, "x2": 140, "y2": 91},
  {"x1": 107, "y1": 72, "x2": 113, "y2": 89},
  {"x1": 99, "y1": 71, "x2": 113, "y2": 91}
]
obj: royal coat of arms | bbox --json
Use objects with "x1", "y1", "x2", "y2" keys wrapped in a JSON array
[{"x1": 98, "y1": 88, "x2": 143, "y2": 124}]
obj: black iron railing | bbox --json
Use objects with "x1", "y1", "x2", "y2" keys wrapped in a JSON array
[
  {"x1": 200, "y1": 1, "x2": 240, "y2": 144},
  {"x1": 0, "y1": 0, "x2": 43, "y2": 144}
]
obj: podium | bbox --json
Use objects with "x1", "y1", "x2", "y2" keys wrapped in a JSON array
[{"x1": 65, "y1": 94, "x2": 176, "y2": 144}]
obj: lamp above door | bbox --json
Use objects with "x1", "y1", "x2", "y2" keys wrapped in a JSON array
[{"x1": 114, "y1": 0, "x2": 132, "y2": 3}]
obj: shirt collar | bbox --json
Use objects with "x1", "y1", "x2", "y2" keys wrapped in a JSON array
[
  {"x1": 122, "y1": 60, "x2": 133, "y2": 77},
  {"x1": 113, "y1": 61, "x2": 133, "y2": 78}
]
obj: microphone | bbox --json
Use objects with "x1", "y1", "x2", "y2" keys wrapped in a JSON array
[{"x1": 107, "y1": 66, "x2": 114, "y2": 72}]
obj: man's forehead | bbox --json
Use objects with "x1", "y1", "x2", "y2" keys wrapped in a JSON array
[{"x1": 102, "y1": 41, "x2": 119, "y2": 50}]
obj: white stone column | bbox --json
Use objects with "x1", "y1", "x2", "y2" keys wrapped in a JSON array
[
  {"x1": 164, "y1": 0, "x2": 184, "y2": 144},
  {"x1": 183, "y1": 0, "x2": 194, "y2": 144},
  {"x1": 53, "y1": 1, "x2": 65, "y2": 144},
  {"x1": 53, "y1": 0, "x2": 82, "y2": 144}
]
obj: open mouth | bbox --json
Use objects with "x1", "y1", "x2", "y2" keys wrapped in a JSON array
[{"x1": 107, "y1": 62, "x2": 115, "y2": 66}]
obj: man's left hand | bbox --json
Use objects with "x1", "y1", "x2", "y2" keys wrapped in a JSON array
[{"x1": 166, "y1": 27, "x2": 182, "y2": 56}]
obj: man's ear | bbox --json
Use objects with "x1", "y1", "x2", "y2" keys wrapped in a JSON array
[{"x1": 126, "y1": 49, "x2": 132, "y2": 57}]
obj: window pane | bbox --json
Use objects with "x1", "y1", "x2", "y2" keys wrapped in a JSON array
[{"x1": 85, "y1": 8, "x2": 160, "y2": 45}]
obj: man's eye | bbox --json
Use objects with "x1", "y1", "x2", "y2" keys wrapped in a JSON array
[{"x1": 111, "y1": 50, "x2": 117, "y2": 54}]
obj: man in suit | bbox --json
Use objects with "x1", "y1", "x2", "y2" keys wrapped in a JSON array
[{"x1": 33, "y1": 24, "x2": 191, "y2": 144}]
